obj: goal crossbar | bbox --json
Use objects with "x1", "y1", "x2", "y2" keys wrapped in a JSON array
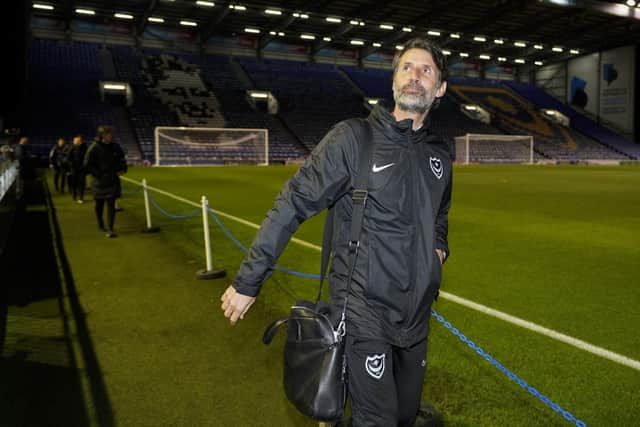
[
  {"x1": 154, "y1": 126, "x2": 269, "y2": 166},
  {"x1": 456, "y1": 133, "x2": 534, "y2": 164}
]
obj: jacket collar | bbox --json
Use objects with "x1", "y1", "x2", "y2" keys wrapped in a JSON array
[{"x1": 369, "y1": 100, "x2": 433, "y2": 144}]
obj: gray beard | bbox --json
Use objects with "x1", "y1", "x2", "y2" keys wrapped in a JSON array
[
  {"x1": 393, "y1": 86, "x2": 435, "y2": 114},
  {"x1": 395, "y1": 94, "x2": 430, "y2": 114}
]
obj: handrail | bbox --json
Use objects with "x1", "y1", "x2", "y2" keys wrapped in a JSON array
[{"x1": 0, "y1": 160, "x2": 18, "y2": 203}]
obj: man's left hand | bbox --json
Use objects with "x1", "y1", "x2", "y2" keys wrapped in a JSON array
[{"x1": 435, "y1": 249, "x2": 445, "y2": 265}]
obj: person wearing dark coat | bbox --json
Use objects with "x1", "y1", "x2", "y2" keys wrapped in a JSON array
[
  {"x1": 69, "y1": 135, "x2": 88, "y2": 203},
  {"x1": 84, "y1": 126, "x2": 127, "y2": 238},
  {"x1": 14, "y1": 136, "x2": 35, "y2": 198},
  {"x1": 221, "y1": 37, "x2": 451, "y2": 426},
  {"x1": 14, "y1": 137, "x2": 34, "y2": 179},
  {"x1": 49, "y1": 137, "x2": 71, "y2": 193}
]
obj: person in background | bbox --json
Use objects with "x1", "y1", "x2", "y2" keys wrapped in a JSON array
[
  {"x1": 0, "y1": 138, "x2": 15, "y2": 161},
  {"x1": 84, "y1": 126, "x2": 127, "y2": 238},
  {"x1": 13, "y1": 136, "x2": 34, "y2": 198},
  {"x1": 69, "y1": 135, "x2": 88, "y2": 203},
  {"x1": 15, "y1": 136, "x2": 34, "y2": 173},
  {"x1": 49, "y1": 137, "x2": 70, "y2": 193}
]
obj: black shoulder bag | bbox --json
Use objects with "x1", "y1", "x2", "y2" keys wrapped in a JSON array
[{"x1": 262, "y1": 119, "x2": 374, "y2": 422}]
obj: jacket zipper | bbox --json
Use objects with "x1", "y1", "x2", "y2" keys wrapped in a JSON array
[{"x1": 403, "y1": 132, "x2": 419, "y2": 334}]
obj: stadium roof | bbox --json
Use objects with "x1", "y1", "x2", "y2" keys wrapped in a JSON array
[{"x1": 32, "y1": 0, "x2": 640, "y2": 66}]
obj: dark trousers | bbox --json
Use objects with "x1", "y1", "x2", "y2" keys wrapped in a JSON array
[
  {"x1": 70, "y1": 173, "x2": 86, "y2": 200},
  {"x1": 95, "y1": 198, "x2": 116, "y2": 231},
  {"x1": 346, "y1": 335, "x2": 428, "y2": 427},
  {"x1": 53, "y1": 168, "x2": 67, "y2": 193}
]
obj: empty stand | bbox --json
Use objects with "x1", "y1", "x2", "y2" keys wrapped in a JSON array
[
  {"x1": 142, "y1": 54, "x2": 226, "y2": 128},
  {"x1": 27, "y1": 39, "x2": 141, "y2": 162},
  {"x1": 111, "y1": 45, "x2": 179, "y2": 163},
  {"x1": 199, "y1": 55, "x2": 304, "y2": 162},
  {"x1": 504, "y1": 81, "x2": 638, "y2": 160},
  {"x1": 448, "y1": 78, "x2": 631, "y2": 161},
  {"x1": 27, "y1": 38, "x2": 636, "y2": 165},
  {"x1": 238, "y1": 58, "x2": 369, "y2": 151}
]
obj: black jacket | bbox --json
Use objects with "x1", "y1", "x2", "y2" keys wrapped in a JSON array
[
  {"x1": 69, "y1": 142, "x2": 88, "y2": 174},
  {"x1": 49, "y1": 144, "x2": 71, "y2": 170},
  {"x1": 84, "y1": 139, "x2": 127, "y2": 199},
  {"x1": 233, "y1": 103, "x2": 452, "y2": 347}
]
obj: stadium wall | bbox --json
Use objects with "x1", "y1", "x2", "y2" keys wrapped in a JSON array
[
  {"x1": 599, "y1": 45, "x2": 635, "y2": 135},
  {"x1": 566, "y1": 53, "x2": 600, "y2": 117},
  {"x1": 536, "y1": 62, "x2": 566, "y2": 103}
]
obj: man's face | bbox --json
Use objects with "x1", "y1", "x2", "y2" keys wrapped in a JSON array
[
  {"x1": 73, "y1": 137, "x2": 82, "y2": 145},
  {"x1": 57, "y1": 139, "x2": 65, "y2": 147},
  {"x1": 392, "y1": 48, "x2": 447, "y2": 114}
]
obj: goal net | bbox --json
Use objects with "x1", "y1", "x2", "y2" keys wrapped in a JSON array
[
  {"x1": 455, "y1": 133, "x2": 534, "y2": 164},
  {"x1": 154, "y1": 127, "x2": 269, "y2": 166}
]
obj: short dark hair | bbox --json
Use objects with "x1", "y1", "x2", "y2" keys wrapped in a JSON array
[
  {"x1": 97, "y1": 125, "x2": 113, "y2": 140},
  {"x1": 392, "y1": 37, "x2": 449, "y2": 84}
]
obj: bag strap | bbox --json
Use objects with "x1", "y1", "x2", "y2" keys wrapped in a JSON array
[
  {"x1": 262, "y1": 317, "x2": 288, "y2": 345},
  {"x1": 316, "y1": 208, "x2": 334, "y2": 302},
  {"x1": 317, "y1": 118, "x2": 374, "y2": 334}
]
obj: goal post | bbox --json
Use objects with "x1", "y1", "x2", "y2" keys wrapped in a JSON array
[
  {"x1": 455, "y1": 133, "x2": 534, "y2": 165},
  {"x1": 154, "y1": 127, "x2": 269, "y2": 166}
]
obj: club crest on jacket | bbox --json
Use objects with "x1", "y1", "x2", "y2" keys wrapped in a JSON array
[
  {"x1": 430, "y1": 156, "x2": 443, "y2": 180},
  {"x1": 365, "y1": 354, "x2": 385, "y2": 379}
]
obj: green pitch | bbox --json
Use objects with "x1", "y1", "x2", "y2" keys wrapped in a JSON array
[{"x1": 119, "y1": 164, "x2": 640, "y2": 426}]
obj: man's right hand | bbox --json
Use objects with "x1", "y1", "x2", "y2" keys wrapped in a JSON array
[{"x1": 220, "y1": 285, "x2": 255, "y2": 326}]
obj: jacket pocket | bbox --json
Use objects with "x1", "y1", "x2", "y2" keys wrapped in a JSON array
[{"x1": 365, "y1": 226, "x2": 412, "y2": 324}]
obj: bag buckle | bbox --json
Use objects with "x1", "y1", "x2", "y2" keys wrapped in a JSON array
[
  {"x1": 334, "y1": 319, "x2": 346, "y2": 342},
  {"x1": 352, "y1": 189, "x2": 368, "y2": 206}
]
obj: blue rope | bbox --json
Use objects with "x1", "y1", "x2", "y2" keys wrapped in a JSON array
[
  {"x1": 206, "y1": 209, "x2": 321, "y2": 280},
  {"x1": 133, "y1": 184, "x2": 588, "y2": 426},
  {"x1": 147, "y1": 192, "x2": 200, "y2": 220},
  {"x1": 272, "y1": 264, "x2": 321, "y2": 279},
  {"x1": 121, "y1": 187, "x2": 141, "y2": 195},
  {"x1": 205, "y1": 203, "x2": 587, "y2": 424},
  {"x1": 431, "y1": 309, "x2": 587, "y2": 427}
]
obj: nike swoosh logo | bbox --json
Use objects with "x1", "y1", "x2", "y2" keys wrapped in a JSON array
[{"x1": 372, "y1": 162, "x2": 395, "y2": 173}]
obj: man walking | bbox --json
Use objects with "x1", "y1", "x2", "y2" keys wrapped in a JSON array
[
  {"x1": 221, "y1": 37, "x2": 452, "y2": 426},
  {"x1": 69, "y1": 135, "x2": 88, "y2": 203},
  {"x1": 49, "y1": 137, "x2": 70, "y2": 193},
  {"x1": 84, "y1": 126, "x2": 127, "y2": 238}
]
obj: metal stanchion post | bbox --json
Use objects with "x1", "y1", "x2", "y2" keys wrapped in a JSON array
[
  {"x1": 141, "y1": 178, "x2": 160, "y2": 233},
  {"x1": 197, "y1": 195, "x2": 226, "y2": 280}
]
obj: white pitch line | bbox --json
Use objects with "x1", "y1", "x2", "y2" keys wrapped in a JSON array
[
  {"x1": 209, "y1": 208, "x2": 322, "y2": 252},
  {"x1": 122, "y1": 176, "x2": 323, "y2": 252},
  {"x1": 123, "y1": 177, "x2": 640, "y2": 371},
  {"x1": 207, "y1": 207, "x2": 640, "y2": 372},
  {"x1": 439, "y1": 291, "x2": 640, "y2": 372}
]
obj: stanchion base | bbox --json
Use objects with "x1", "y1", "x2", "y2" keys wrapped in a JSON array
[
  {"x1": 197, "y1": 268, "x2": 227, "y2": 280},
  {"x1": 142, "y1": 226, "x2": 161, "y2": 233}
]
